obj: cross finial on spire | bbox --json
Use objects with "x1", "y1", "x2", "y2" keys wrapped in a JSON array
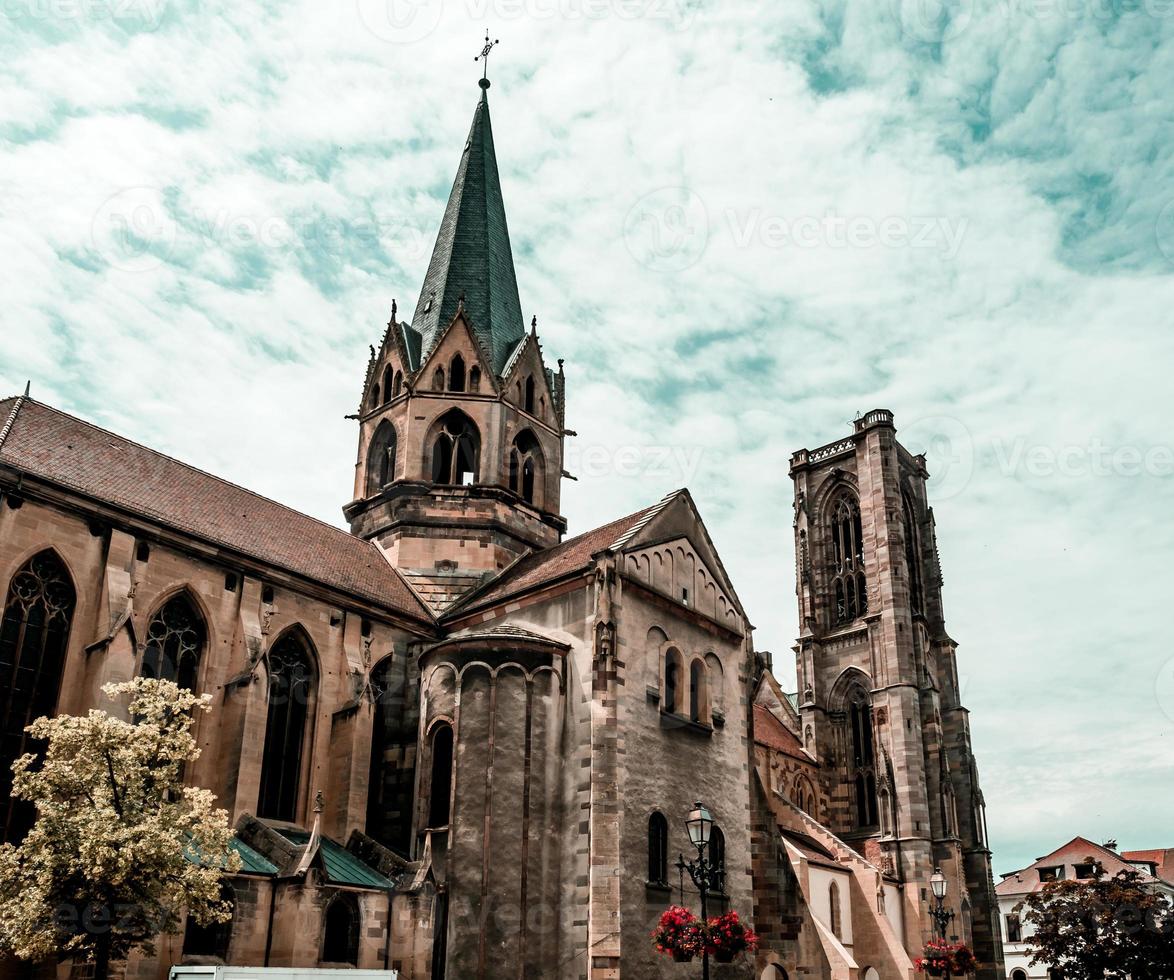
[{"x1": 475, "y1": 30, "x2": 499, "y2": 90}]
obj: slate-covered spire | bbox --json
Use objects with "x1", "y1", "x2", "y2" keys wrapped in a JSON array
[{"x1": 410, "y1": 80, "x2": 526, "y2": 375}]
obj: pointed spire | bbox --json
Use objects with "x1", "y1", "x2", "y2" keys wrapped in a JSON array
[{"x1": 409, "y1": 74, "x2": 526, "y2": 375}]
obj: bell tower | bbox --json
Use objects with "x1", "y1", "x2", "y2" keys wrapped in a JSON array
[
  {"x1": 343, "y1": 77, "x2": 567, "y2": 614},
  {"x1": 789, "y1": 409, "x2": 1004, "y2": 979}
]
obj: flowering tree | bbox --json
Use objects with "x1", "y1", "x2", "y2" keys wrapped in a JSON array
[{"x1": 0, "y1": 678, "x2": 240, "y2": 980}]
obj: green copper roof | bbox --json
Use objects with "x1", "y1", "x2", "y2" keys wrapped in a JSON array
[
  {"x1": 230, "y1": 836, "x2": 279, "y2": 876},
  {"x1": 410, "y1": 86, "x2": 526, "y2": 374},
  {"x1": 280, "y1": 829, "x2": 392, "y2": 889}
]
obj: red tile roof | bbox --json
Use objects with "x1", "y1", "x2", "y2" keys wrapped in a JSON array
[
  {"x1": 996, "y1": 836, "x2": 1164, "y2": 897},
  {"x1": 448, "y1": 503, "x2": 660, "y2": 616},
  {"x1": 0, "y1": 397, "x2": 432, "y2": 623},
  {"x1": 1122, "y1": 848, "x2": 1174, "y2": 885},
  {"x1": 754, "y1": 704, "x2": 811, "y2": 762}
]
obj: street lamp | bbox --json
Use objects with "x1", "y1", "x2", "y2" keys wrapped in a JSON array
[
  {"x1": 681, "y1": 802, "x2": 720, "y2": 980},
  {"x1": 928, "y1": 866, "x2": 956, "y2": 939}
]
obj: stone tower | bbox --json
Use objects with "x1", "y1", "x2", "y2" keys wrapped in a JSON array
[
  {"x1": 789, "y1": 409, "x2": 1004, "y2": 979},
  {"x1": 344, "y1": 78, "x2": 567, "y2": 614}
]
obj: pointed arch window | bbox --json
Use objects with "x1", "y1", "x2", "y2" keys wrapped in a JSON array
[
  {"x1": 381, "y1": 365, "x2": 393, "y2": 405},
  {"x1": 648, "y1": 811, "x2": 669, "y2": 885},
  {"x1": 524, "y1": 375, "x2": 535, "y2": 414},
  {"x1": 830, "y1": 492, "x2": 867, "y2": 624},
  {"x1": 449, "y1": 354, "x2": 466, "y2": 392},
  {"x1": 849, "y1": 691, "x2": 878, "y2": 828},
  {"x1": 427, "y1": 723, "x2": 453, "y2": 829},
  {"x1": 392, "y1": 370, "x2": 403, "y2": 397},
  {"x1": 366, "y1": 420, "x2": 397, "y2": 494},
  {"x1": 469, "y1": 366, "x2": 481, "y2": 392},
  {"x1": 432, "y1": 367, "x2": 445, "y2": 391},
  {"x1": 369, "y1": 381, "x2": 381, "y2": 408},
  {"x1": 321, "y1": 893, "x2": 360, "y2": 965},
  {"x1": 0, "y1": 550, "x2": 76, "y2": 843},
  {"x1": 183, "y1": 883, "x2": 234, "y2": 960},
  {"x1": 903, "y1": 492, "x2": 924, "y2": 616},
  {"x1": 429, "y1": 410, "x2": 479, "y2": 486},
  {"x1": 141, "y1": 593, "x2": 205, "y2": 691},
  {"x1": 507, "y1": 430, "x2": 544, "y2": 507},
  {"x1": 257, "y1": 631, "x2": 315, "y2": 822},
  {"x1": 828, "y1": 881, "x2": 842, "y2": 938}
]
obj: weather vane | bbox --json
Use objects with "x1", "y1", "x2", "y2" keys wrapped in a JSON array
[{"x1": 475, "y1": 30, "x2": 499, "y2": 86}]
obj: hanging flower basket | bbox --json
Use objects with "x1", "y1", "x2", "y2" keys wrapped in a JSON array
[
  {"x1": 653, "y1": 906, "x2": 704, "y2": 962},
  {"x1": 704, "y1": 910, "x2": 759, "y2": 963},
  {"x1": 914, "y1": 940, "x2": 977, "y2": 976}
]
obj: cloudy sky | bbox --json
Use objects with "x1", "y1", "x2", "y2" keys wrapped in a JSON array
[{"x1": 3, "y1": 0, "x2": 1173, "y2": 876}]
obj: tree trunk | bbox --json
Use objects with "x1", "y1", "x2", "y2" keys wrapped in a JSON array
[{"x1": 92, "y1": 936, "x2": 111, "y2": 980}]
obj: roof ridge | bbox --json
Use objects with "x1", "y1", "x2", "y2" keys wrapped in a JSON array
[
  {"x1": 0, "y1": 385, "x2": 30, "y2": 452},
  {"x1": 12, "y1": 398, "x2": 366, "y2": 544}
]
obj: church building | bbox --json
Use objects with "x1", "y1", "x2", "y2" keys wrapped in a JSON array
[{"x1": 0, "y1": 71, "x2": 1003, "y2": 980}]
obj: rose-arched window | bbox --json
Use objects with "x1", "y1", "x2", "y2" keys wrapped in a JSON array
[
  {"x1": 429, "y1": 410, "x2": 479, "y2": 486},
  {"x1": 0, "y1": 550, "x2": 76, "y2": 842},
  {"x1": 829, "y1": 492, "x2": 866, "y2": 623},
  {"x1": 141, "y1": 592, "x2": 205, "y2": 691},
  {"x1": 257, "y1": 631, "x2": 315, "y2": 822}
]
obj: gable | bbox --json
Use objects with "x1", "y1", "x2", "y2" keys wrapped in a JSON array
[
  {"x1": 415, "y1": 312, "x2": 496, "y2": 394},
  {"x1": 501, "y1": 332, "x2": 555, "y2": 422},
  {"x1": 618, "y1": 491, "x2": 746, "y2": 630}
]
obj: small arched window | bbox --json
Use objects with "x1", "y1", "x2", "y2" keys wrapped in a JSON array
[
  {"x1": 469, "y1": 366, "x2": 481, "y2": 392},
  {"x1": 708, "y1": 825, "x2": 726, "y2": 893},
  {"x1": 141, "y1": 592, "x2": 205, "y2": 692},
  {"x1": 321, "y1": 893, "x2": 360, "y2": 965},
  {"x1": 366, "y1": 420, "x2": 397, "y2": 495},
  {"x1": 829, "y1": 492, "x2": 866, "y2": 624},
  {"x1": 0, "y1": 550, "x2": 76, "y2": 843},
  {"x1": 1010, "y1": 971, "x2": 1028, "y2": 980},
  {"x1": 828, "y1": 881, "x2": 841, "y2": 938},
  {"x1": 524, "y1": 375, "x2": 535, "y2": 414},
  {"x1": 182, "y1": 883, "x2": 234, "y2": 960},
  {"x1": 432, "y1": 367, "x2": 445, "y2": 391},
  {"x1": 257, "y1": 631, "x2": 315, "y2": 822},
  {"x1": 427, "y1": 723, "x2": 453, "y2": 829},
  {"x1": 449, "y1": 354, "x2": 466, "y2": 392},
  {"x1": 689, "y1": 659, "x2": 706, "y2": 724},
  {"x1": 381, "y1": 364, "x2": 393, "y2": 404},
  {"x1": 648, "y1": 811, "x2": 668, "y2": 885},
  {"x1": 507, "y1": 430, "x2": 543, "y2": 507},
  {"x1": 429, "y1": 410, "x2": 480, "y2": 486},
  {"x1": 392, "y1": 370, "x2": 403, "y2": 397},
  {"x1": 664, "y1": 649, "x2": 683, "y2": 715},
  {"x1": 369, "y1": 381, "x2": 381, "y2": 408}
]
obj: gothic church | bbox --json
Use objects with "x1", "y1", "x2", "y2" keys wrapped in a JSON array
[{"x1": 0, "y1": 75, "x2": 1003, "y2": 980}]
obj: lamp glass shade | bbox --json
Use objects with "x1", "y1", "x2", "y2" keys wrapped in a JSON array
[
  {"x1": 930, "y1": 868, "x2": 948, "y2": 900},
  {"x1": 686, "y1": 802, "x2": 713, "y2": 847}
]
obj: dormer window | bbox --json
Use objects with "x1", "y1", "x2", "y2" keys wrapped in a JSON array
[{"x1": 1038, "y1": 866, "x2": 1064, "y2": 883}]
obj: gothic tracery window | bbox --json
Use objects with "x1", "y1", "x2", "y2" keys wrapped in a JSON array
[
  {"x1": 0, "y1": 550, "x2": 76, "y2": 843},
  {"x1": 429, "y1": 410, "x2": 479, "y2": 486},
  {"x1": 849, "y1": 691, "x2": 878, "y2": 828},
  {"x1": 141, "y1": 592, "x2": 205, "y2": 691},
  {"x1": 829, "y1": 492, "x2": 867, "y2": 624},
  {"x1": 257, "y1": 631, "x2": 315, "y2": 822},
  {"x1": 366, "y1": 420, "x2": 397, "y2": 494},
  {"x1": 507, "y1": 430, "x2": 543, "y2": 506}
]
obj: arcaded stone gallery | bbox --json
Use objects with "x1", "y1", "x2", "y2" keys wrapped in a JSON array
[{"x1": 0, "y1": 78, "x2": 1004, "y2": 980}]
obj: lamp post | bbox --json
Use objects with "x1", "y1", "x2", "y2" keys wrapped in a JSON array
[
  {"x1": 929, "y1": 867, "x2": 957, "y2": 979},
  {"x1": 680, "y1": 802, "x2": 718, "y2": 980}
]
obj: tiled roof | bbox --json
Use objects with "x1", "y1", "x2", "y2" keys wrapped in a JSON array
[
  {"x1": 1122, "y1": 848, "x2": 1174, "y2": 885},
  {"x1": 753, "y1": 704, "x2": 811, "y2": 762},
  {"x1": 996, "y1": 836, "x2": 1163, "y2": 897},
  {"x1": 409, "y1": 88, "x2": 526, "y2": 375},
  {"x1": 448, "y1": 503, "x2": 659, "y2": 616},
  {"x1": 0, "y1": 397, "x2": 432, "y2": 623},
  {"x1": 279, "y1": 829, "x2": 392, "y2": 889}
]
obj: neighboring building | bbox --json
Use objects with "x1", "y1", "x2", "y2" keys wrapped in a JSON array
[
  {"x1": 0, "y1": 73, "x2": 1003, "y2": 980},
  {"x1": 996, "y1": 837, "x2": 1174, "y2": 979}
]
